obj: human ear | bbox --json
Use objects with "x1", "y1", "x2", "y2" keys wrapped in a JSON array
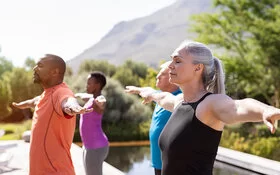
[
  {"x1": 195, "y1": 65, "x2": 201, "y2": 71},
  {"x1": 51, "y1": 68, "x2": 60, "y2": 76},
  {"x1": 195, "y1": 64, "x2": 204, "y2": 72}
]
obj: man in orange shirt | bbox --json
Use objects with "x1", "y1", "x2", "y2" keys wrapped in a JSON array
[{"x1": 13, "y1": 54, "x2": 91, "y2": 175}]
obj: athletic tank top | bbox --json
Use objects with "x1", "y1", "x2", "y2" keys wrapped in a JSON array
[
  {"x1": 159, "y1": 93, "x2": 222, "y2": 175},
  {"x1": 80, "y1": 98, "x2": 109, "y2": 149}
]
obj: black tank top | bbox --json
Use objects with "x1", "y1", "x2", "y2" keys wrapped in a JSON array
[{"x1": 159, "y1": 93, "x2": 222, "y2": 175}]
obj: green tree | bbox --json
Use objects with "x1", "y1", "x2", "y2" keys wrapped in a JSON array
[
  {"x1": 24, "y1": 57, "x2": 36, "y2": 70},
  {"x1": 78, "y1": 60, "x2": 116, "y2": 77},
  {"x1": 191, "y1": 0, "x2": 280, "y2": 106},
  {"x1": 0, "y1": 57, "x2": 13, "y2": 119},
  {"x1": 0, "y1": 57, "x2": 13, "y2": 77},
  {"x1": 8, "y1": 68, "x2": 42, "y2": 102},
  {"x1": 139, "y1": 67, "x2": 158, "y2": 88},
  {"x1": 112, "y1": 68, "x2": 140, "y2": 87},
  {"x1": 65, "y1": 66, "x2": 73, "y2": 77},
  {"x1": 122, "y1": 59, "x2": 148, "y2": 79},
  {"x1": 103, "y1": 78, "x2": 152, "y2": 123},
  {"x1": 64, "y1": 72, "x2": 88, "y2": 93},
  {"x1": 112, "y1": 59, "x2": 149, "y2": 87},
  {"x1": 0, "y1": 72, "x2": 12, "y2": 119}
]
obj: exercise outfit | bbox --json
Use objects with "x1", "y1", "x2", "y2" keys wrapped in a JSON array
[
  {"x1": 159, "y1": 93, "x2": 222, "y2": 175},
  {"x1": 80, "y1": 97, "x2": 109, "y2": 175},
  {"x1": 30, "y1": 83, "x2": 76, "y2": 175}
]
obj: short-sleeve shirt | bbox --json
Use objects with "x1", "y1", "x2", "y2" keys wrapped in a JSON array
[{"x1": 29, "y1": 83, "x2": 76, "y2": 175}]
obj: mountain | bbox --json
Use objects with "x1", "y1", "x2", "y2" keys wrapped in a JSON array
[{"x1": 67, "y1": 0, "x2": 213, "y2": 73}]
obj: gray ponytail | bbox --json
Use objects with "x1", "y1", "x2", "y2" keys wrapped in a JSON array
[{"x1": 206, "y1": 57, "x2": 225, "y2": 94}]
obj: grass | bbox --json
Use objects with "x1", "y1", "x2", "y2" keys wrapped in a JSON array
[{"x1": 0, "y1": 120, "x2": 32, "y2": 140}]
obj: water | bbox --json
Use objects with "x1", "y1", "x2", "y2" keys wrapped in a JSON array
[{"x1": 105, "y1": 145, "x2": 262, "y2": 175}]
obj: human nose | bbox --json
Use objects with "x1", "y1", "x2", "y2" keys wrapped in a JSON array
[
  {"x1": 168, "y1": 61, "x2": 174, "y2": 69},
  {"x1": 156, "y1": 74, "x2": 160, "y2": 79},
  {"x1": 33, "y1": 65, "x2": 38, "y2": 71}
]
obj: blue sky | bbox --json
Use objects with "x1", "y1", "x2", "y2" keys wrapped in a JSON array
[{"x1": 0, "y1": 0, "x2": 176, "y2": 67}]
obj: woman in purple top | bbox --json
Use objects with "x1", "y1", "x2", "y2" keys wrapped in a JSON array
[{"x1": 76, "y1": 71, "x2": 109, "y2": 175}]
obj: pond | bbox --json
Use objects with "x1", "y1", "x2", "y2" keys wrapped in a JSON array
[{"x1": 105, "y1": 145, "x2": 262, "y2": 175}]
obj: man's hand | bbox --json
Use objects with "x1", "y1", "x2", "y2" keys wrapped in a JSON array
[
  {"x1": 63, "y1": 106, "x2": 93, "y2": 116},
  {"x1": 62, "y1": 97, "x2": 93, "y2": 116}
]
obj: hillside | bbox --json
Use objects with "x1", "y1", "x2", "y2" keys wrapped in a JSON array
[{"x1": 67, "y1": 0, "x2": 213, "y2": 73}]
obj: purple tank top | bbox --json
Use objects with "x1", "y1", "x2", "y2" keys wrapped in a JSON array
[{"x1": 80, "y1": 98, "x2": 109, "y2": 149}]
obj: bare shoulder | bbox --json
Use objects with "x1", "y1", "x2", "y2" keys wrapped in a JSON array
[
  {"x1": 201, "y1": 94, "x2": 234, "y2": 111},
  {"x1": 196, "y1": 94, "x2": 230, "y2": 130},
  {"x1": 204, "y1": 93, "x2": 232, "y2": 103}
]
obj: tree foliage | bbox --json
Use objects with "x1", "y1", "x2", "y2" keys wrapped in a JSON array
[
  {"x1": 112, "y1": 59, "x2": 149, "y2": 87},
  {"x1": 0, "y1": 57, "x2": 13, "y2": 119},
  {"x1": 24, "y1": 57, "x2": 36, "y2": 70},
  {"x1": 0, "y1": 72, "x2": 12, "y2": 119},
  {"x1": 78, "y1": 60, "x2": 116, "y2": 77},
  {"x1": 121, "y1": 59, "x2": 148, "y2": 79},
  {"x1": 139, "y1": 67, "x2": 158, "y2": 89},
  {"x1": 8, "y1": 68, "x2": 42, "y2": 102},
  {"x1": 112, "y1": 68, "x2": 140, "y2": 87},
  {"x1": 103, "y1": 78, "x2": 152, "y2": 123},
  {"x1": 191, "y1": 0, "x2": 280, "y2": 105},
  {"x1": 0, "y1": 57, "x2": 13, "y2": 77}
]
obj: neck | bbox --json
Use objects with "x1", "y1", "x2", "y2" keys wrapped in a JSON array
[
  {"x1": 42, "y1": 80, "x2": 62, "y2": 89},
  {"x1": 93, "y1": 91, "x2": 101, "y2": 98},
  {"x1": 180, "y1": 83, "x2": 207, "y2": 103},
  {"x1": 183, "y1": 90, "x2": 208, "y2": 103},
  {"x1": 161, "y1": 86, "x2": 179, "y2": 93}
]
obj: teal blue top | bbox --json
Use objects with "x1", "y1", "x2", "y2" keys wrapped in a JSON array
[{"x1": 149, "y1": 88, "x2": 182, "y2": 169}]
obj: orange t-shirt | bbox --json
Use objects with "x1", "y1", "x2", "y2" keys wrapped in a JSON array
[{"x1": 29, "y1": 83, "x2": 76, "y2": 175}]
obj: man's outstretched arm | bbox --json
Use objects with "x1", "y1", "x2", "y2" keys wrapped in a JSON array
[
  {"x1": 12, "y1": 96, "x2": 40, "y2": 109},
  {"x1": 62, "y1": 97, "x2": 93, "y2": 116}
]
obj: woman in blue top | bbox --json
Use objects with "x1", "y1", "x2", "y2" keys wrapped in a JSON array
[
  {"x1": 127, "y1": 61, "x2": 181, "y2": 175},
  {"x1": 149, "y1": 61, "x2": 181, "y2": 175}
]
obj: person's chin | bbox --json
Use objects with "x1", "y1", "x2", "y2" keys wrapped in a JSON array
[
  {"x1": 169, "y1": 78, "x2": 177, "y2": 84},
  {"x1": 33, "y1": 78, "x2": 40, "y2": 84},
  {"x1": 156, "y1": 83, "x2": 160, "y2": 88}
]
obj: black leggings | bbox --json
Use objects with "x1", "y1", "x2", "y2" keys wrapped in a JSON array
[{"x1": 154, "y1": 168, "x2": 161, "y2": 175}]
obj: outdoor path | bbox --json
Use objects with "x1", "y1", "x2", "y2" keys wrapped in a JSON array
[{"x1": 0, "y1": 140, "x2": 124, "y2": 175}]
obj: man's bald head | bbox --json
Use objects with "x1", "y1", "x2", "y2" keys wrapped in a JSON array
[{"x1": 45, "y1": 54, "x2": 66, "y2": 77}]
